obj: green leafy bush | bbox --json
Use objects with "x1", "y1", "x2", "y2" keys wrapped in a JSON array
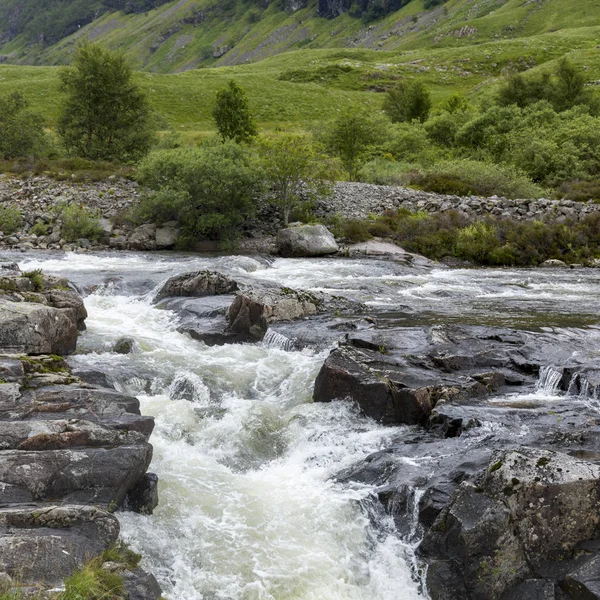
[
  {"x1": 0, "y1": 206, "x2": 22, "y2": 234},
  {"x1": 407, "y1": 160, "x2": 544, "y2": 199},
  {"x1": 0, "y1": 91, "x2": 47, "y2": 159},
  {"x1": 135, "y1": 142, "x2": 263, "y2": 245},
  {"x1": 59, "y1": 205, "x2": 104, "y2": 242},
  {"x1": 382, "y1": 81, "x2": 431, "y2": 124}
]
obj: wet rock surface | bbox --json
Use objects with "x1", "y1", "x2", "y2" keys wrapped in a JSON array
[
  {"x1": 158, "y1": 269, "x2": 360, "y2": 344},
  {"x1": 0, "y1": 272, "x2": 160, "y2": 597},
  {"x1": 325, "y1": 322, "x2": 600, "y2": 599}
]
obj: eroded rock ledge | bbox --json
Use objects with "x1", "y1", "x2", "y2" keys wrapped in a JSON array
[
  {"x1": 317, "y1": 323, "x2": 600, "y2": 599},
  {"x1": 0, "y1": 266, "x2": 160, "y2": 599}
]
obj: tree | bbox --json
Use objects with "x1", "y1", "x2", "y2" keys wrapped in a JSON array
[
  {"x1": 213, "y1": 80, "x2": 257, "y2": 144},
  {"x1": 321, "y1": 109, "x2": 386, "y2": 180},
  {"x1": 382, "y1": 81, "x2": 431, "y2": 123},
  {"x1": 0, "y1": 91, "x2": 47, "y2": 159},
  {"x1": 58, "y1": 42, "x2": 155, "y2": 162},
  {"x1": 135, "y1": 142, "x2": 263, "y2": 246},
  {"x1": 257, "y1": 134, "x2": 340, "y2": 226}
]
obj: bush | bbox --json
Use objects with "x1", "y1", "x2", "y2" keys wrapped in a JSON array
[
  {"x1": 0, "y1": 206, "x2": 22, "y2": 234},
  {"x1": 407, "y1": 159, "x2": 545, "y2": 199},
  {"x1": 135, "y1": 142, "x2": 263, "y2": 245},
  {"x1": 320, "y1": 109, "x2": 388, "y2": 180},
  {"x1": 59, "y1": 204, "x2": 104, "y2": 242},
  {"x1": 0, "y1": 91, "x2": 47, "y2": 159},
  {"x1": 454, "y1": 222, "x2": 500, "y2": 262},
  {"x1": 382, "y1": 81, "x2": 431, "y2": 124}
]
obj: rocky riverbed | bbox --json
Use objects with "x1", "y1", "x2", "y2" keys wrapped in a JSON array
[
  {"x1": 4, "y1": 249, "x2": 600, "y2": 599},
  {"x1": 1, "y1": 175, "x2": 599, "y2": 253}
]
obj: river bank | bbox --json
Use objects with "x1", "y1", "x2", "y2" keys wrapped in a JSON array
[
  {"x1": 1, "y1": 175, "x2": 599, "y2": 254},
  {"x1": 3, "y1": 249, "x2": 600, "y2": 599}
]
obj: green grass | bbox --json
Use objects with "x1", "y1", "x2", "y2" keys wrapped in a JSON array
[{"x1": 0, "y1": 0, "x2": 599, "y2": 137}]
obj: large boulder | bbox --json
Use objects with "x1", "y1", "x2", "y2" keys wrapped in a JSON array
[
  {"x1": 419, "y1": 447, "x2": 600, "y2": 600},
  {"x1": 0, "y1": 270, "x2": 87, "y2": 354},
  {"x1": 228, "y1": 287, "x2": 321, "y2": 341},
  {"x1": 154, "y1": 270, "x2": 238, "y2": 303},
  {"x1": 277, "y1": 224, "x2": 339, "y2": 257},
  {"x1": 0, "y1": 299, "x2": 78, "y2": 354},
  {"x1": 155, "y1": 221, "x2": 180, "y2": 249}
]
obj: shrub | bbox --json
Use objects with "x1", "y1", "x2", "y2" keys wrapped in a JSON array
[
  {"x1": 0, "y1": 91, "x2": 47, "y2": 159},
  {"x1": 320, "y1": 109, "x2": 388, "y2": 180},
  {"x1": 135, "y1": 142, "x2": 263, "y2": 245},
  {"x1": 0, "y1": 206, "x2": 22, "y2": 234},
  {"x1": 342, "y1": 219, "x2": 373, "y2": 243},
  {"x1": 358, "y1": 157, "x2": 407, "y2": 186},
  {"x1": 382, "y1": 81, "x2": 431, "y2": 123},
  {"x1": 454, "y1": 222, "x2": 500, "y2": 263},
  {"x1": 407, "y1": 160, "x2": 545, "y2": 199},
  {"x1": 257, "y1": 133, "x2": 339, "y2": 226},
  {"x1": 59, "y1": 204, "x2": 104, "y2": 242}
]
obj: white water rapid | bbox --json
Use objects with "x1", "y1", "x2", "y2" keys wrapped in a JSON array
[
  {"x1": 14, "y1": 251, "x2": 600, "y2": 600},
  {"x1": 17, "y1": 252, "x2": 424, "y2": 600}
]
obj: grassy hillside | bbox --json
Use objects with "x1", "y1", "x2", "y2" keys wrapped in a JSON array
[{"x1": 1, "y1": 0, "x2": 600, "y2": 75}]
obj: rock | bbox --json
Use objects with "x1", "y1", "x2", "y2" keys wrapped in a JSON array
[
  {"x1": 277, "y1": 224, "x2": 338, "y2": 257},
  {"x1": 0, "y1": 444, "x2": 153, "y2": 508},
  {"x1": 563, "y1": 555, "x2": 600, "y2": 599},
  {"x1": 0, "y1": 299, "x2": 78, "y2": 354},
  {"x1": 228, "y1": 287, "x2": 321, "y2": 341},
  {"x1": 154, "y1": 270, "x2": 238, "y2": 303},
  {"x1": 113, "y1": 336, "x2": 135, "y2": 354},
  {"x1": 124, "y1": 472, "x2": 159, "y2": 515},
  {"x1": 129, "y1": 224, "x2": 157, "y2": 251},
  {"x1": 540, "y1": 259, "x2": 568, "y2": 268},
  {"x1": 419, "y1": 448, "x2": 600, "y2": 600},
  {"x1": 0, "y1": 505, "x2": 119, "y2": 585},
  {"x1": 155, "y1": 223, "x2": 180, "y2": 249},
  {"x1": 122, "y1": 568, "x2": 163, "y2": 600}
]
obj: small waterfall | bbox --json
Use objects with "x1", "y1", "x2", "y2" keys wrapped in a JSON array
[
  {"x1": 262, "y1": 328, "x2": 296, "y2": 351},
  {"x1": 535, "y1": 366, "x2": 563, "y2": 395}
]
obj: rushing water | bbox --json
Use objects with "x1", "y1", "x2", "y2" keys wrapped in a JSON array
[{"x1": 10, "y1": 251, "x2": 600, "y2": 600}]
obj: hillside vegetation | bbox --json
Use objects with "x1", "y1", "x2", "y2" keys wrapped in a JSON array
[{"x1": 0, "y1": 0, "x2": 599, "y2": 74}]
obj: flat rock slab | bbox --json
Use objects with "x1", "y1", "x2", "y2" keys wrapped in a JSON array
[
  {"x1": 0, "y1": 505, "x2": 119, "y2": 585},
  {"x1": 0, "y1": 444, "x2": 153, "y2": 507}
]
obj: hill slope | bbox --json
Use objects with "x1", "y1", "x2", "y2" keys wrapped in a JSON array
[{"x1": 0, "y1": 0, "x2": 599, "y2": 74}]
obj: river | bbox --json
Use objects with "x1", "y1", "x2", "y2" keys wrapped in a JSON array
[{"x1": 10, "y1": 251, "x2": 600, "y2": 600}]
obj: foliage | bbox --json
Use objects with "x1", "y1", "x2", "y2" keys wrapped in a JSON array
[
  {"x1": 23, "y1": 269, "x2": 45, "y2": 291},
  {"x1": 58, "y1": 204, "x2": 104, "y2": 242},
  {"x1": 339, "y1": 209, "x2": 600, "y2": 266},
  {"x1": 0, "y1": 206, "x2": 22, "y2": 234},
  {"x1": 257, "y1": 133, "x2": 340, "y2": 225},
  {"x1": 382, "y1": 81, "x2": 432, "y2": 124},
  {"x1": 0, "y1": 92, "x2": 47, "y2": 159},
  {"x1": 406, "y1": 159, "x2": 544, "y2": 199},
  {"x1": 497, "y1": 59, "x2": 597, "y2": 113},
  {"x1": 135, "y1": 142, "x2": 263, "y2": 245},
  {"x1": 213, "y1": 80, "x2": 257, "y2": 144},
  {"x1": 320, "y1": 109, "x2": 387, "y2": 180},
  {"x1": 58, "y1": 42, "x2": 155, "y2": 162}
]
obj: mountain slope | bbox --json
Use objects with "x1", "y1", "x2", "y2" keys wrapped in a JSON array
[{"x1": 0, "y1": 0, "x2": 599, "y2": 73}]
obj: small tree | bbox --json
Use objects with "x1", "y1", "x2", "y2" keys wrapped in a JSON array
[
  {"x1": 321, "y1": 109, "x2": 386, "y2": 180},
  {"x1": 213, "y1": 80, "x2": 257, "y2": 144},
  {"x1": 383, "y1": 81, "x2": 432, "y2": 123},
  {"x1": 58, "y1": 42, "x2": 155, "y2": 162},
  {"x1": 257, "y1": 134, "x2": 340, "y2": 226},
  {"x1": 0, "y1": 91, "x2": 46, "y2": 159}
]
